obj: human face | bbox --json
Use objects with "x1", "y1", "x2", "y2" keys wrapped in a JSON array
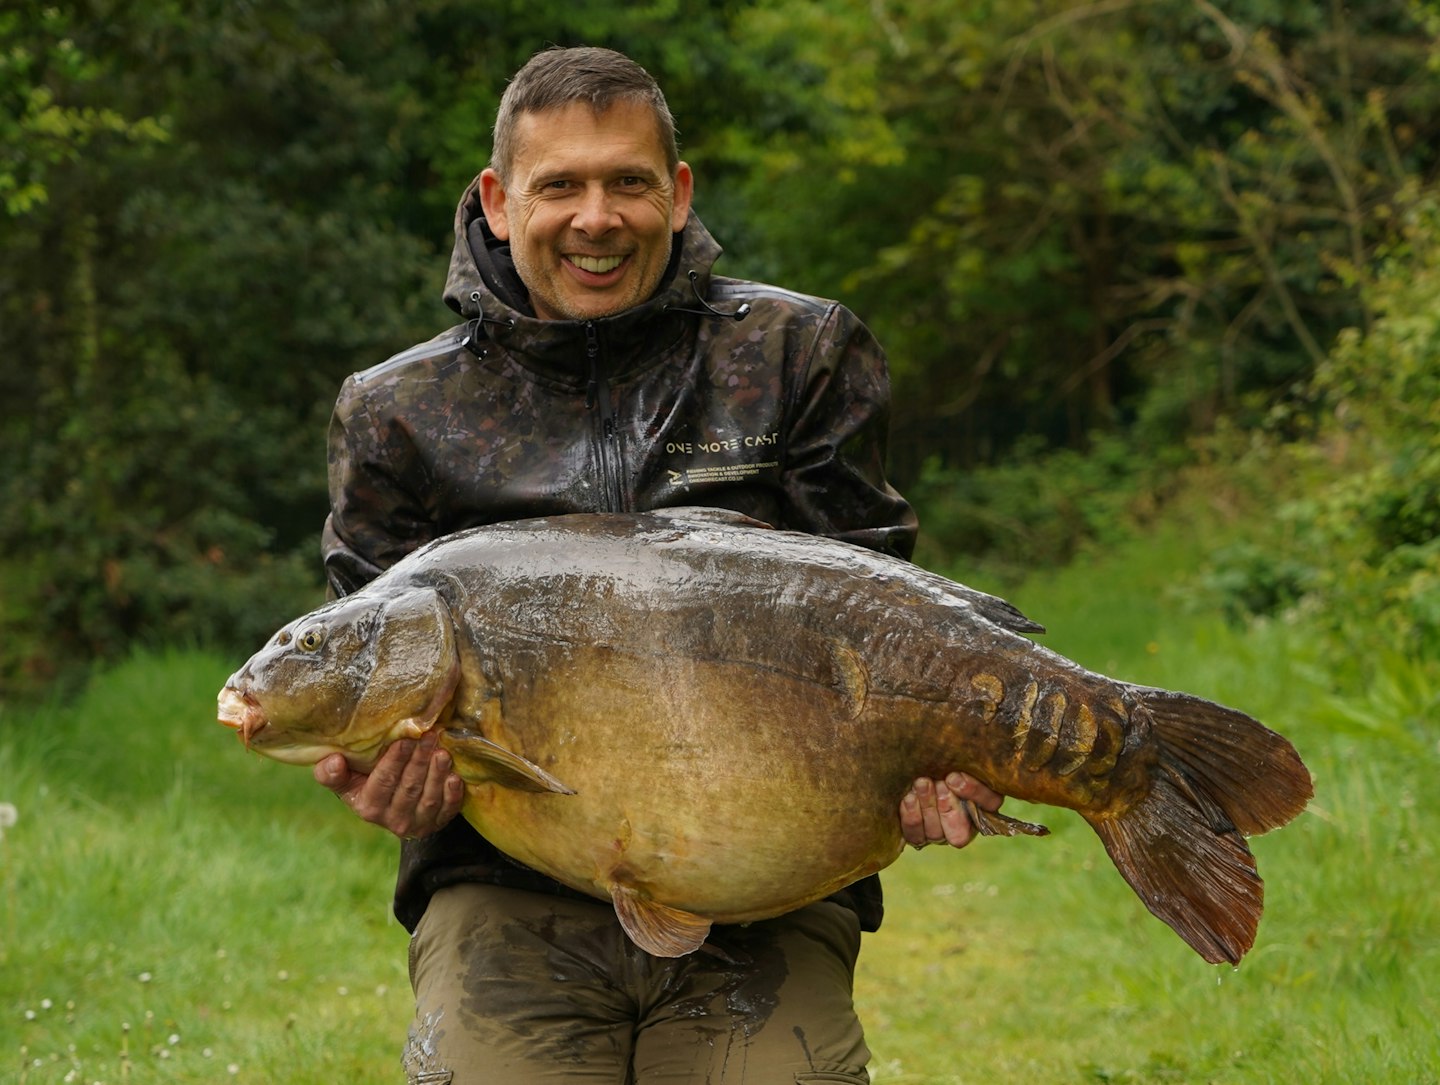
[{"x1": 479, "y1": 100, "x2": 694, "y2": 322}]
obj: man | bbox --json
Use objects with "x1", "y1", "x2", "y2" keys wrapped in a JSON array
[{"x1": 314, "y1": 45, "x2": 1002, "y2": 1084}]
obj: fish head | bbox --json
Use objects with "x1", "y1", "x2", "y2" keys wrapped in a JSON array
[{"x1": 217, "y1": 585, "x2": 461, "y2": 770}]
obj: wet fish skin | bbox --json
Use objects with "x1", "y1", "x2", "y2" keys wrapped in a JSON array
[{"x1": 218, "y1": 507, "x2": 1312, "y2": 964}]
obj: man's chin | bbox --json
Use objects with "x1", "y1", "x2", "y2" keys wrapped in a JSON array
[{"x1": 538, "y1": 290, "x2": 639, "y2": 322}]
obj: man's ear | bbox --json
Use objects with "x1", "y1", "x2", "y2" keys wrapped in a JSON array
[
  {"x1": 670, "y1": 162, "x2": 694, "y2": 233},
  {"x1": 479, "y1": 169, "x2": 511, "y2": 241}
]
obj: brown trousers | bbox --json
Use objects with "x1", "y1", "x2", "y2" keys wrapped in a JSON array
[{"x1": 402, "y1": 883, "x2": 872, "y2": 1084}]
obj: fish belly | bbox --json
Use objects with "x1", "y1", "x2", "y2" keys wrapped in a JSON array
[{"x1": 456, "y1": 644, "x2": 912, "y2": 922}]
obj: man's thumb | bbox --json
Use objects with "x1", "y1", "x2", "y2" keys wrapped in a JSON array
[{"x1": 313, "y1": 753, "x2": 349, "y2": 791}]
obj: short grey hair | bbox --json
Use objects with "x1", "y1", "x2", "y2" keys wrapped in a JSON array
[{"x1": 490, "y1": 46, "x2": 680, "y2": 183}]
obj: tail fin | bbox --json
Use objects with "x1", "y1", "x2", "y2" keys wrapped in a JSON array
[{"x1": 1084, "y1": 690, "x2": 1313, "y2": 965}]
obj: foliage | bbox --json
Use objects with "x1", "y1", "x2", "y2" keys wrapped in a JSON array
[
  {"x1": 1197, "y1": 193, "x2": 1440, "y2": 685},
  {"x1": 0, "y1": 3, "x2": 169, "y2": 214},
  {"x1": 1, "y1": 3, "x2": 444, "y2": 693},
  {"x1": 2, "y1": 2, "x2": 1438, "y2": 694},
  {"x1": 908, "y1": 433, "x2": 1152, "y2": 584},
  {"x1": 1305, "y1": 195, "x2": 1440, "y2": 666},
  {"x1": 722, "y1": 0, "x2": 1440, "y2": 478}
]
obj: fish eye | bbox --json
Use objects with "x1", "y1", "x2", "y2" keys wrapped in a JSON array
[{"x1": 296, "y1": 628, "x2": 326, "y2": 652}]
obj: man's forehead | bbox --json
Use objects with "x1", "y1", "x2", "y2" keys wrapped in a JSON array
[{"x1": 509, "y1": 100, "x2": 669, "y2": 170}]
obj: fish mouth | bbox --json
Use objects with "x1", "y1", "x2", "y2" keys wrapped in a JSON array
[{"x1": 217, "y1": 686, "x2": 269, "y2": 748}]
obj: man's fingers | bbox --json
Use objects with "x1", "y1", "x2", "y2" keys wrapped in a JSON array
[
  {"x1": 946, "y1": 771, "x2": 1003, "y2": 813},
  {"x1": 365, "y1": 739, "x2": 417, "y2": 796},
  {"x1": 901, "y1": 772, "x2": 1004, "y2": 850},
  {"x1": 900, "y1": 787, "x2": 925, "y2": 846},
  {"x1": 914, "y1": 777, "x2": 946, "y2": 842},
  {"x1": 408, "y1": 744, "x2": 455, "y2": 825},
  {"x1": 933, "y1": 778, "x2": 975, "y2": 848},
  {"x1": 314, "y1": 735, "x2": 464, "y2": 838}
]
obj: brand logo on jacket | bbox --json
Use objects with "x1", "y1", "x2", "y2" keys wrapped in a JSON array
[{"x1": 664, "y1": 430, "x2": 779, "y2": 489}]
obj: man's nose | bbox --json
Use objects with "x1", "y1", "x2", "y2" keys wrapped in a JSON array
[{"x1": 570, "y1": 184, "x2": 622, "y2": 235}]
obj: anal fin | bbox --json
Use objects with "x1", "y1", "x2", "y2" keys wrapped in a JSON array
[
  {"x1": 611, "y1": 884, "x2": 713, "y2": 958},
  {"x1": 440, "y1": 728, "x2": 574, "y2": 794},
  {"x1": 963, "y1": 799, "x2": 1050, "y2": 838}
]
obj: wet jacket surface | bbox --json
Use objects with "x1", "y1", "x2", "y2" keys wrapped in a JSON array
[{"x1": 322, "y1": 176, "x2": 918, "y2": 933}]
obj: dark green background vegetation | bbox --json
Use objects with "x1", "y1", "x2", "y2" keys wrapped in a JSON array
[{"x1": 3, "y1": 0, "x2": 1438, "y2": 700}]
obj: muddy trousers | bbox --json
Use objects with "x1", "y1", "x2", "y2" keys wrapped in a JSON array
[{"x1": 403, "y1": 883, "x2": 872, "y2": 1084}]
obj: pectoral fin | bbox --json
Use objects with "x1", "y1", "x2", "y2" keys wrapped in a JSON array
[
  {"x1": 440, "y1": 729, "x2": 574, "y2": 795},
  {"x1": 611, "y1": 884, "x2": 713, "y2": 958}
]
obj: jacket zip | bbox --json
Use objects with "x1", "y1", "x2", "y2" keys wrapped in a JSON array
[{"x1": 584, "y1": 321, "x2": 626, "y2": 512}]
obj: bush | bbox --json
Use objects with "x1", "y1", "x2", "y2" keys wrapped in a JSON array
[
  {"x1": 909, "y1": 433, "x2": 1152, "y2": 583},
  {"x1": 1201, "y1": 194, "x2": 1440, "y2": 682}
]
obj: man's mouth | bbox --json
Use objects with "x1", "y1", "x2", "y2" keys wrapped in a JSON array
[{"x1": 568, "y1": 254, "x2": 626, "y2": 274}]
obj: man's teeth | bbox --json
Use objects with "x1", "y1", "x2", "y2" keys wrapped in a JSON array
[{"x1": 570, "y1": 255, "x2": 625, "y2": 274}]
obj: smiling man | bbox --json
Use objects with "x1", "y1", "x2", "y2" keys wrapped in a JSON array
[
  {"x1": 315, "y1": 45, "x2": 1002, "y2": 1084},
  {"x1": 480, "y1": 97, "x2": 693, "y2": 321}
]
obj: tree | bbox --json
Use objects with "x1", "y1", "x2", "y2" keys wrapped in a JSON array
[{"x1": 721, "y1": 0, "x2": 1440, "y2": 477}]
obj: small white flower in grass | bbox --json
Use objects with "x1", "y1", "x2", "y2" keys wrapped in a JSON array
[
  {"x1": 0, "y1": 802, "x2": 16, "y2": 840},
  {"x1": 227, "y1": 1063, "x2": 240, "y2": 1074},
  {"x1": 137, "y1": 972, "x2": 152, "y2": 984}
]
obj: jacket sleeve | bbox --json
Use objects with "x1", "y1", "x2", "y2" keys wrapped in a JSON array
[
  {"x1": 781, "y1": 303, "x2": 918, "y2": 559},
  {"x1": 321, "y1": 375, "x2": 439, "y2": 597}
]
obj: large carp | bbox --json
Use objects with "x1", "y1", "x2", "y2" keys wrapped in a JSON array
[{"x1": 217, "y1": 508, "x2": 1311, "y2": 964}]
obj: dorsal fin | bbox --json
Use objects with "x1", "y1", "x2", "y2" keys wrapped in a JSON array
[
  {"x1": 610, "y1": 883, "x2": 713, "y2": 957},
  {"x1": 647, "y1": 506, "x2": 775, "y2": 530}
]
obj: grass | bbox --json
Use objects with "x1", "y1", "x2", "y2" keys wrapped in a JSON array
[
  {"x1": 0, "y1": 650, "x2": 415, "y2": 1083},
  {"x1": 2, "y1": 520, "x2": 1437, "y2": 1083}
]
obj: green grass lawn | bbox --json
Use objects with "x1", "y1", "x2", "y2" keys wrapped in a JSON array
[{"x1": 2, "y1": 526, "x2": 1436, "y2": 1083}]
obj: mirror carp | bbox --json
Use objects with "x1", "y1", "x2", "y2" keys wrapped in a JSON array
[{"x1": 217, "y1": 507, "x2": 1312, "y2": 964}]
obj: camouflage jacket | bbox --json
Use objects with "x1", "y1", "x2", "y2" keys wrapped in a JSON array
[{"x1": 322, "y1": 177, "x2": 917, "y2": 933}]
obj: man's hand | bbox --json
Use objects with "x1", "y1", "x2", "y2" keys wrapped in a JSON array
[
  {"x1": 900, "y1": 772, "x2": 1002, "y2": 849},
  {"x1": 313, "y1": 731, "x2": 465, "y2": 839}
]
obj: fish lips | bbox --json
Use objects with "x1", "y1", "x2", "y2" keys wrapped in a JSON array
[{"x1": 217, "y1": 685, "x2": 270, "y2": 747}]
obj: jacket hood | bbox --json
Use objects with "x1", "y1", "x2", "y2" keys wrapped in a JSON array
[{"x1": 441, "y1": 174, "x2": 725, "y2": 343}]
